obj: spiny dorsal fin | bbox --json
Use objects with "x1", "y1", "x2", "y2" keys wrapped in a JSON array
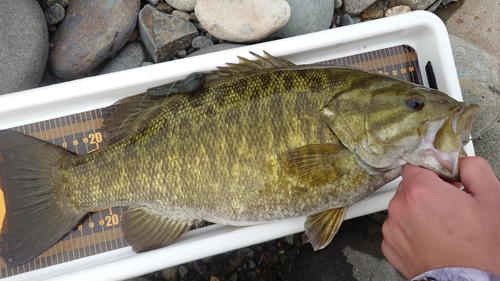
[
  {"x1": 205, "y1": 51, "x2": 296, "y2": 81},
  {"x1": 278, "y1": 144, "x2": 351, "y2": 188},
  {"x1": 103, "y1": 94, "x2": 186, "y2": 144},
  {"x1": 147, "y1": 72, "x2": 204, "y2": 97},
  {"x1": 302, "y1": 207, "x2": 349, "y2": 250},
  {"x1": 122, "y1": 207, "x2": 201, "y2": 252}
]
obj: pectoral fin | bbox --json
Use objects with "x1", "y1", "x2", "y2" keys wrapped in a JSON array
[
  {"x1": 302, "y1": 207, "x2": 348, "y2": 250},
  {"x1": 278, "y1": 144, "x2": 351, "y2": 187},
  {"x1": 122, "y1": 207, "x2": 200, "y2": 252}
]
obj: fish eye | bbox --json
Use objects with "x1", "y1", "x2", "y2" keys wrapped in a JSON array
[{"x1": 405, "y1": 94, "x2": 425, "y2": 110}]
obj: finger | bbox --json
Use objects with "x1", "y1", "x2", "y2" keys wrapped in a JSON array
[
  {"x1": 459, "y1": 157, "x2": 500, "y2": 198},
  {"x1": 401, "y1": 164, "x2": 441, "y2": 186}
]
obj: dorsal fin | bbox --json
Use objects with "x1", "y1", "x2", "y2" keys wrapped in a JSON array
[
  {"x1": 102, "y1": 94, "x2": 188, "y2": 144},
  {"x1": 205, "y1": 51, "x2": 296, "y2": 81}
]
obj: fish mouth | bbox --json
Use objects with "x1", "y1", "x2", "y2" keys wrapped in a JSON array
[{"x1": 421, "y1": 104, "x2": 479, "y2": 181}]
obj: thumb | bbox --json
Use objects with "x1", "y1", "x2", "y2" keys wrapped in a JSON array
[{"x1": 459, "y1": 157, "x2": 500, "y2": 199}]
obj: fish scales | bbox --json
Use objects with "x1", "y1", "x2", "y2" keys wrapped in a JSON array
[
  {"x1": 61, "y1": 67, "x2": 381, "y2": 221},
  {"x1": 0, "y1": 52, "x2": 479, "y2": 266}
]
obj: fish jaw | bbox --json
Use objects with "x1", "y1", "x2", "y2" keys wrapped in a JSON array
[{"x1": 405, "y1": 104, "x2": 479, "y2": 181}]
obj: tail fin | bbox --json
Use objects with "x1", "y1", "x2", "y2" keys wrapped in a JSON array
[{"x1": 0, "y1": 130, "x2": 84, "y2": 267}]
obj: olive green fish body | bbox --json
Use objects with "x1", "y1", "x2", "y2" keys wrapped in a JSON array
[{"x1": 61, "y1": 66, "x2": 394, "y2": 224}]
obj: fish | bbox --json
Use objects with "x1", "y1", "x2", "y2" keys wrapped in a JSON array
[{"x1": 0, "y1": 52, "x2": 479, "y2": 267}]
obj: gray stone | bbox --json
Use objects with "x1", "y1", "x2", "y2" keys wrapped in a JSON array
[
  {"x1": 195, "y1": 0, "x2": 290, "y2": 43},
  {"x1": 50, "y1": 0, "x2": 140, "y2": 79},
  {"x1": 344, "y1": 0, "x2": 376, "y2": 16},
  {"x1": 178, "y1": 264, "x2": 189, "y2": 279},
  {"x1": 45, "y1": 3, "x2": 65, "y2": 25},
  {"x1": 47, "y1": 0, "x2": 69, "y2": 7},
  {"x1": 139, "y1": 5, "x2": 198, "y2": 63},
  {"x1": 191, "y1": 36, "x2": 214, "y2": 49},
  {"x1": 187, "y1": 43, "x2": 244, "y2": 57},
  {"x1": 100, "y1": 41, "x2": 146, "y2": 74},
  {"x1": 270, "y1": 0, "x2": 334, "y2": 39},
  {"x1": 389, "y1": 0, "x2": 436, "y2": 10},
  {"x1": 161, "y1": 266, "x2": 179, "y2": 281},
  {"x1": 342, "y1": 13, "x2": 354, "y2": 26},
  {"x1": 334, "y1": 0, "x2": 342, "y2": 9},
  {"x1": 449, "y1": 35, "x2": 500, "y2": 177},
  {"x1": 450, "y1": 35, "x2": 500, "y2": 139},
  {"x1": 384, "y1": 5, "x2": 411, "y2": 17},
  {"x1": 435, "y1": 0, "x2": 500, "y2": 61},
  {"x1": 0, "y1": 0, "x2": 48, "y2": 95},
  {"x1": 172, "y1": 10, "x2": 191, "y2": 22},
  {"x1": 147, "y1": 0, "x2": 159, "y2": 4},
  {"x1": 166, "y1": 0, "x2": 197, "y2": 11}
]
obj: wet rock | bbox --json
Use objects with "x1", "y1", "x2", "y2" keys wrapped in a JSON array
[
  {"x1": 344, "y1": 0, "x2": 376, "y2": 16},
  {"x1": 334, "y1": 0, "x2": 343, "y2": 9},
  {"x1": 191, "y1": 36, "x2": 214, "y2": 49},
  {"x1": 0, "y1": 0, "x2": 48, "y2": 95},
  {"x1": 389, "y1": 0, "x2": 435, "y2": 10},
  {"x1": 195, "y1": 0, "x2": 290, "y2": 43},
  {"x1": 100, "y1": 41, "x2": 146, "y2": 74},
  {"x1": 50, "y1": 0, "x2": 140, "y2": 79},
  {"x1": 139, "y1": 5, "x2": 198, "y2": 63},
  {"x1": 45, "y1": 3, "x2": 65, "y2": 25},
  {"x1": 166, "y1": 0, "x2": 197, "y2": 11},
  {"x1": 384, "y1": 5, "x2": 411, "y2": 17}
]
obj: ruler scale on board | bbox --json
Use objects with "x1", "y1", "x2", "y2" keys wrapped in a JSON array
[{"x1": 0, "y1": 45, "x2": 421, "y2": 277}]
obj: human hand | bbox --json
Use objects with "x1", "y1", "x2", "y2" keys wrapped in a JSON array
[{"x1": 381, "y1": 156, "x2": 500, "y2": 279}]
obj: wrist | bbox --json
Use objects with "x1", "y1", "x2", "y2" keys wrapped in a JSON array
[{"x1": 413, "y1": 267, "x2": 500, "y2": 281}]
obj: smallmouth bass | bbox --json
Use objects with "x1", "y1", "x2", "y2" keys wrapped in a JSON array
[{"x1": 0, "y1": 52, "x2": 478, "y2": 267}]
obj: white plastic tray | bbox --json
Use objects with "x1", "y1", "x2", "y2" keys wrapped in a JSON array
[{"x1": 0, "y1": 11, "x2": 472, "y2": 281}]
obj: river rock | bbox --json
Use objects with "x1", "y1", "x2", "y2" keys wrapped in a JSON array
[
  {"x1": 45, "y1": 3, "x2": 65, "y2": 25},
  {"x1": 195, "y1": 0, "x2": 291, "y2": 43},
  {"x1": 100, "y1": 41, "x2": 147, "y2": 74},
  {"x1": 139, "y1": 5, "x2": 198, "y2": 63},
  {"x1": 435, "y1": 0, "x2": 500, "y2": 61},
  {"x1": 270, "y1": 0, "x2": 334, "y2": 39},
  {"x1": 385, "y1": 5, "x2": 411, "y2": 17},
  {"x1": 50, "y1": 0, "x2": 140, "y2": 79},
  {"x1": 449, "y1": 35, "x2": 500, "y2": 178},
  {"x1": 344, "y1": 0, "x2": 376, "y2": 16},
  {"x1": 0, "y1": 0, "x2": 48, "y2": 95},
  {"x1": 191, "y1": 36, "x2": 214, "y2": 49},
  {"x1": 389, "y1": 0, "x2": 435, "y2": 10},
  {"x1": 166, "y1": 0, "x2": 197, "y2": 11},
  {"x1": 187, "y1": 43, "x2": 244, "y2": 57}
]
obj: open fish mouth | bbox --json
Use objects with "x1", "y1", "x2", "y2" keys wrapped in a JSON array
[{"x1": 419, "y1": 104, "x2": 479, "y2": 180}]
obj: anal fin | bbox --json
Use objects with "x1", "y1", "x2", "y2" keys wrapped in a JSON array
[
  {"x1": 302, "y1": 207, "x2": 349, "y2": 251},
  {"x1": 122, "y1": 207, "x2": 200, "y2": 252}
]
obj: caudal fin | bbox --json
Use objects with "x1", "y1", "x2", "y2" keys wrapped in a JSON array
[{"x1": 0, "y1": 130, "x2": 84, "y2": 267}]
